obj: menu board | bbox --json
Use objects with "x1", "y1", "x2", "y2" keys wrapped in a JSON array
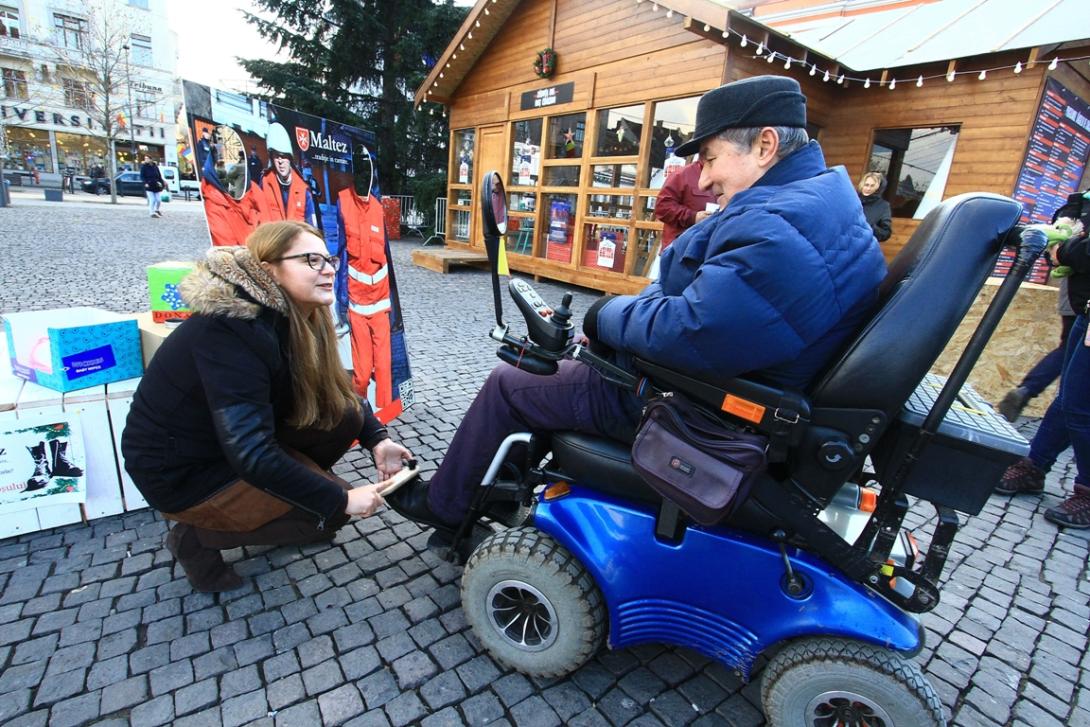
[
  {"x1": 1013, "y1": 78, "x2": 1090, "y2": 225},
  {"x1": 999, "y1": 79, "x2": 1090, "y2": 283}
]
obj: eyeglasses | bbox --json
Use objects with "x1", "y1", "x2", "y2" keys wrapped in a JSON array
[{"x1": 275, "y1": 252, "x2": 340, "y2": 271}]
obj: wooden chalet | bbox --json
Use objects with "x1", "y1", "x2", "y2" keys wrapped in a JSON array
[{"x1": 415, "y1": 0, "x2": 1090, "y2": 295}]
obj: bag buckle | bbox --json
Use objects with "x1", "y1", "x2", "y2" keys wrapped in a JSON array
[{"x1": 773, "y1": 408, "x2": 800, "y2": 424}]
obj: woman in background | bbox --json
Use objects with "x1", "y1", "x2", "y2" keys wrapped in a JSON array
[{"x1": 858, "y1": 171, "x2": 892, "y2": 242}]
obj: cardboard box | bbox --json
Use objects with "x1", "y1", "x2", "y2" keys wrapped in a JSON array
[
  {"x1": 2, "y1": 308, "x2": 143, "y2": 392},
  {"x1": 147, "y1": 261, "x2": 195, "y2": 324},
  {"x1": 130, "y1": 312, "x2": 175, "y2": 368}
]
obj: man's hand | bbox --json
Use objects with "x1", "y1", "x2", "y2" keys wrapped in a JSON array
[
  {"x1": 346, "y1": 484, "x2": 385, "y2": 518},
  {"x1": 695, "y1": 210, "x2": 711, "y2": 223},
  {"x1": 372, "y1": 439, "x2": 412, "y2": 480}
]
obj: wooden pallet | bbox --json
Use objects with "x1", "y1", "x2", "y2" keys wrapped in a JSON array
[{"x1": 411, "y1": 247, "x2": 490, "y2": 274}]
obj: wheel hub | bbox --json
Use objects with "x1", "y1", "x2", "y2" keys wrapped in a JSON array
[
  {"x1": 805, "y1": 690, "x2": 893, "y2": 726},
  {"x1": 486, "y1": 579, "x2": 558, "y2": 652}
]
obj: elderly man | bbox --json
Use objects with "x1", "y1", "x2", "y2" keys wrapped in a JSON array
[{"x1": 389, "y1": 75, "x2": 887, "y2": 530}]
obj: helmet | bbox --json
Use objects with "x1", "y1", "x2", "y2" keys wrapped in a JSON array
[{"x1": 266, "y1": 123, "x2": 293, "y2": 156}]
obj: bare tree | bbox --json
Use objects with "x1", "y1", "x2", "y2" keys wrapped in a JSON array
[{"x1": 47, "y1": 0, "x2": 165, "y2": 203}]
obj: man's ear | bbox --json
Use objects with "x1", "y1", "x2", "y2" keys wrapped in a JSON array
[{"x1": 756, "y1": 128, "x2": 780, "y2": 168}]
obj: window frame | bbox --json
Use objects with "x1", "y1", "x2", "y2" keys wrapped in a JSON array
[{"x1": 54, "y1": 13, "x2": 88, "y2": 51}]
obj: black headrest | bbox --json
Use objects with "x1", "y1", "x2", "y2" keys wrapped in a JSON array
[{"x1": 809, "y1": 193, "x2": 1022, "y2": 414}]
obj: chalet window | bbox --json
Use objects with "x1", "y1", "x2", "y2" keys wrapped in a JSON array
[
  {"x1": 510, "y1": 118, "x2": 542, "y2": 186},
  {"x1": 54, "y1": 13, "x2": 88, "y2": 51},
  {"x1": 647, "y1": 96, "x2": 699, "y2": 187},
  {"x1": 868, "y1": 126, "x2": 960, "y2": 219},
  {"x1": 62, "y1": 78, "x2": 93, "y2": 110},
  {"x1": 130, "y1": 33, "x2": 152, "y2": 66},
  {"x1": 0, "y1": 4, "x2": 20, "y2": 38},
  {"x1": 2, "y1": 67, "x2": 28, "y2": 99},
  {"x1": 595, "y1": 104, "x2": 643, "y2": 157},
  {"x1": 546, "y1": 113, "x2": 584, "y2": 159}
]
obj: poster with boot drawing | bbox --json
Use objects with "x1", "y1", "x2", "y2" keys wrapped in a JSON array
[
  {"x1": 0, "y1": 414, "x2": 86, "y2": 515},
  {"x1": 179, "y1": 80, "x2": 413, "y2": 424}
]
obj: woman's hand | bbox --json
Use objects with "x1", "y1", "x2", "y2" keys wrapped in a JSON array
[
  {"x1": 346, "y1": 484, "x2": 386, "y2": 518},
  {"x1": 372, "y1": 438, "x2": 412, "y2": 480}
]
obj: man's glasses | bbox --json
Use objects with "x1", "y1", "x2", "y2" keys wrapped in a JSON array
[{"x1": 276, "y1": 253, "x2": 340, "y2": 271}]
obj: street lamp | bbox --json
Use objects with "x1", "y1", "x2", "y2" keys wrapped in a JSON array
[{"x1": 120, "y1": 42, "x2": 136, "y2": 168}]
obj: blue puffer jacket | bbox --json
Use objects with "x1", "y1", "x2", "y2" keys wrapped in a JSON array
[{"x1": 595, "y1": 141, "x2": 886, "y2": 391}]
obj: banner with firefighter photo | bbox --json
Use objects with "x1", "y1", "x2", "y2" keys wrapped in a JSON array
[
  {"x1": 179, "y1": 80, "x2": 413, "y2": 423},
  {"x1": 0, "y1": 414, "x2": 87, "y2": 515}
]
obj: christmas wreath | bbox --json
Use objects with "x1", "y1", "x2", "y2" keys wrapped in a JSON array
[{"x1": 533, "y1": 47, "x2": 557, "y2": 79}]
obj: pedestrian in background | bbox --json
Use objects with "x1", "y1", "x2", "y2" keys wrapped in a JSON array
[
  {"x1": 858, "y1": 171, "x2": 892, "y2": 242},
  {"x1": 140, "y1": 155, "x2": 165, "y2": 218},
  {"x1": 655, "y1": 159, "x2": 717, "y2": 249}
]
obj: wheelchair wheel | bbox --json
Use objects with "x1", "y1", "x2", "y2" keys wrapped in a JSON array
[
  {"x1": 761, "y1": 637, "x2": 945, "y2": 727},
  {"x1": 461, "y1": 527, "x2": 605, "y2": 678}
]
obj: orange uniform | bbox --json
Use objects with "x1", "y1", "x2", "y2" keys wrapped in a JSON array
[
  {"x1": 261, "y1": 169, "x2": 312, "y2": 222},
  {"x1": 201, "y1": 179, "x2": 264, "y2": 247},
  {"x1": 338, "y1": 187, "x2": 392, "y2": 409}
]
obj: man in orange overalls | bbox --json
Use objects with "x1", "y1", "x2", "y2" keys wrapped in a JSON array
[{"x1": 260, "y1": 122, "x2": 315, "y2": 225}]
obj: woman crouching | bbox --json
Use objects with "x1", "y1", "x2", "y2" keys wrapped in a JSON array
[{"x1": 121, "y1": 220, "x2": 410, "y2": 592}]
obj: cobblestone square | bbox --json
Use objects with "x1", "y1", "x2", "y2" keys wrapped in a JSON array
[{"x1": 0, "y1": 198, "x2": 1088, "y2": 725}]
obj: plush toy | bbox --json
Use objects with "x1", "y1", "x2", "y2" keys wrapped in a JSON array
[{"x1": 1033, "y1": 216, "x2": 1086, "y2": 278}]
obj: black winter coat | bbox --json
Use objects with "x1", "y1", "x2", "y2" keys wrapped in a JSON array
[
  {"x1": 860, "y1": 193, "x2": 892, "y2": 242},
  {"x1": 140, "y1": 162, "x2": 164, "y2": 192},
  {"x1": 121, "y1": 248, "x2": 387, "y2": 527},
  {"x1": 1053, "y1": 192, "x2": 1090, "y2": 314}
]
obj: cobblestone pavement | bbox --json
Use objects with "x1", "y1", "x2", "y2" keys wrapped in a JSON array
[{"x1": 0, "y1": 203, "x2": 1089, "y2": 726}]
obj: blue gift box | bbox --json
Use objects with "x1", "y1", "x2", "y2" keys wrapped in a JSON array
[{"x1": 2, "y1": 308, "x2": 144, "y2": 392}]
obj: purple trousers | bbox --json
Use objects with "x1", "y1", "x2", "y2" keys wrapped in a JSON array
[{"x1": 427, "y1": 360, "x2": 642, "y2": 521}]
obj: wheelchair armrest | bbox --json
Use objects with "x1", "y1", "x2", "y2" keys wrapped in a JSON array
[{"x1": 634, "y1": 359, "x2": 811, "y2": 462}]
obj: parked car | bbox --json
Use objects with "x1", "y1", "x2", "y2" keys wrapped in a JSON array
[
  {"x1": 179, "y1": 176, "x2": 201, "y2": 200},
  {"x1": 81, "y1": 172, "x2": 146, "y2": 197}
]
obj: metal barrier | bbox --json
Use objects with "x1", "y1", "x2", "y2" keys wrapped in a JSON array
[
  {"x1": 424, "y1": 197, "x2": 447, "y2": 246},
  {"x1": 389, "y1": 194, "x2": 428, "y2": 239}
]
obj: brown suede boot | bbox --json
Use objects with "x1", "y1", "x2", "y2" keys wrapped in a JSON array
[{"x1": 165, "y1": 523, "x2": 244, "y2": 593}]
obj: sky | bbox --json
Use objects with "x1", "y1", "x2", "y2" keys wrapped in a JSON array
[{"x1": 167, "y1": 0, "x2": 476, "y2": 93}]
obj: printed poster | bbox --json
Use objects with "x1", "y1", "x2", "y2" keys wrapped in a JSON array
[
  {"x1": 0, "y1": 414, "x2": 86, "y2": 515},
  {"x1": 181, "y1": 81, "x2": 413, "y2": 423}
]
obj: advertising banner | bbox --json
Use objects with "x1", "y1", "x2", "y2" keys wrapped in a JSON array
[
  {"x1": 0, "y1": 414, "x2": 86, "y2": 515},
  {"x1": 181, "y1": 81, "x2": 413, "y2": 422}
]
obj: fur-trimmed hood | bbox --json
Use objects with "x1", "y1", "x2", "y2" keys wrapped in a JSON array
[{"x1": 179, "y1": 247, "x2": 289, "y2": 320}]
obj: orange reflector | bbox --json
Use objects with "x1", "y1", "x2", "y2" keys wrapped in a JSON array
[
  {"x1": 859, "y1": 488, "x2": 878, "y2": 513},
  {"x1": 543, "y1": 482, "x2": 571, "y2": 500},
  {"x1": 721, "y1": 394, "x2": 765, "y2": 423}
]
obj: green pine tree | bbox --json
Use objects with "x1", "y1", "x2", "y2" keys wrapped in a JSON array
[{"x1": 239, "y1": 0, "x2": 467, "y2": 217}]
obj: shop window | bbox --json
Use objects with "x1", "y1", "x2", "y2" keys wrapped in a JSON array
[
  {"x1": 0, "y1": 5, "x2": 20, "y2": 38},
  {"x1": 543, "y1": 166, "x2": 580, "y2": 187},
  {"x1": 586, "y1": 194, "x2": 634, "y2": 220},
  {"x1": 5, "y1": 127, "x2": 54, "y2": 173},
  {"x1": 868, "y1": 126, "x2": 960, "y2": 219},
  {"x1": 546, "y1": 113, "x2": 584, "y2": 159},
  {"x1": 506, "y1": 215, "x2": 537, "y2": 256},
  {"x1": 130, "y1": 33, "x2": 152, "y2": 66},
  {"x1": 595, "y1": 104, "x2": 643, "y2": 157},
  {"x1": 63, "y1": 78, "x2": 94, "y2": 111},
  {"x1": 56, "y1": 131, "x2": 108, "y2": 176},
  {"x1": 453, "y1": 128, "x2": 475, "y2": 184},
  {"x1": 648, "y1": 96, "x2": 699, "y2": 189},
  {"x1": 633, "y1": 229, "x2": 661, "y2": 278},
  {"x1": 582, "y1": 224, "x2": 628, "y2": 273},
  {"x1": 509, "y1": 192, "x2": 536, "y2": 213},
  {"x1": 510, "y1": 118, "x2": 542, "y2": 186},
  {"x1": 540, "y1": 193, "x2": 577, "y2": 263},
  {"x1": 2, "y1": 67, "x2": 28, "y2": 99},
  {"x1": 592, "y1": 163, "x2": 636, "y2": 188},
  {"x1": 54, "y1": 13, "x2": 87, "y2": 51},
  {"x1": 640, "y1": 195, "x2": 658, "y2": 222}
]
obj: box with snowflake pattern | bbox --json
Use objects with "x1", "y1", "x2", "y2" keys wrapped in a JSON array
[{"x1": 147, "y1": 261, "x2": 195, "y2": 324}]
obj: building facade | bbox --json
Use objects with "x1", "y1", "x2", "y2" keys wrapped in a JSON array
[{"x1": 0, "y1": 0, "x2": 177, "y2": 185}]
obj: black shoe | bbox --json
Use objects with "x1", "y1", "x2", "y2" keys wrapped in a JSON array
[
  {"x1": 997, "y1": 387, "x2": 1030, "y2": 423},
  {"x1": 386, "y1": 479, "x2": 460, "y2": 531}
]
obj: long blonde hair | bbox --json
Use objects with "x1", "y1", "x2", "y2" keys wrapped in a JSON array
[{"x1": 246, "y1": 221, "x2": 360, "y2": 429}]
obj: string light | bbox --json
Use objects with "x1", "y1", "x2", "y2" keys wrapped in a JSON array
[
  {"x1": 703, "y1": 23, "x2": 710, "y2": 32},
  {"x1": 666, "y1": 9, "x2": 673, "y2": 18},
  {"x1": 888, "y1": 77, "x2": 895, "y2": 90},
  {"x1": 651, "y1": 2, "x2": 658, "y2": 10},
  {"x1": 756, "y1": 42, "x2": 764, "y2": 56},
  {"x1": 467, "y1": 31, "x2": 473, "y2": 39},
  {"x1": 823, "y1": 70, "x2": 830, "y2": 82},
  {"x1": 1048, "y1": 57, "x2": 1058, "y2": 70},
  {"x1": 766, "y1": 52, "x2": 776, "y2": 64},
  {"x1": 946, "y1": 70, "x2": 955, "y2": 82},
  {"x1": 721, "y1": 30, "x2": 728, "y2": 38},
  {"x1": 484, "y1": 7, "x2": 489, "y2": 13},
  {"x1": 740, "y1": 35, "x2": 748, "y2": 48},
  {"x1": 978, "y1": 69, "x2": 986, "y2": 80},
  {"x1": 864, "y1": 78, "x2": 871, "y2": 88},
  {"x1": 784, "y1": 57, "x2": 791, "y2": 70},
  {"x1": 837, "y1": 74, "x2": 845, "y2": 84},
  {"x1": 474, "y1": 20, "x2": 480, "y2": 27},
  {"x1": 809, "y1": 64, "x2": 817, "y2": 76},
  {"x1": 916, "y1": 75, "x2": 923, "y2": 87},
  {"x1": 1014, "y1": 61, "x2": 1022, "y2": 73}
]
